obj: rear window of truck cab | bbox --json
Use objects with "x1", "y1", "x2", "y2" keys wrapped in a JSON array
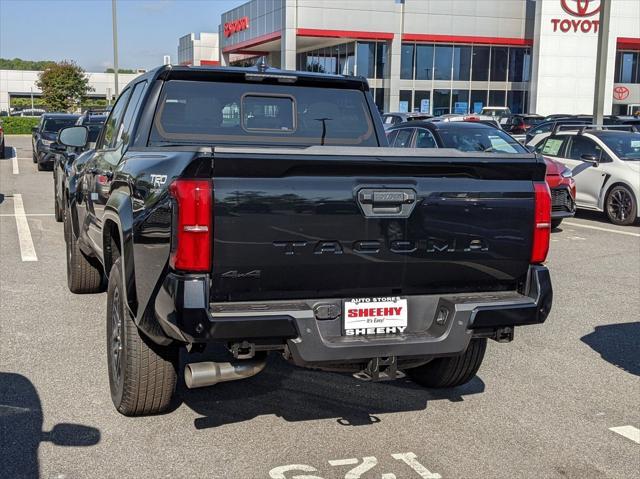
[{"x1": 149, "y1": 80, "x2": 377, "y2": 147}]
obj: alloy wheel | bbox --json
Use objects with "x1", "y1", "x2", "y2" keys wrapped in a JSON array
[
  {"x1": 110, "y1": 288, "x2": 123, "y2": 385},
  {"x1": 607, "y1": 188, "x2": 633, "y2": 223}
]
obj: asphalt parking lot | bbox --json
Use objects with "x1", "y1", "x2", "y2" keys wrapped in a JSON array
[{"x1": 1, "y1": 134, "x2": 639, "y2": 479}]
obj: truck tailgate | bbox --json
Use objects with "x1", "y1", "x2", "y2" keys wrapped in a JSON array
[{"x1": 210, "y1": 147, "x2": 546, "y2": 302}]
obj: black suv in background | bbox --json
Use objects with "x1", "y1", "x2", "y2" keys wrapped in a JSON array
[
  {"x1": 51, "y1": 112, "x2": 108, "y2": 221},
  {"x1": 76, "y1": 111, "x2": 109, "y2": 144},
  {"x1": 386, "y1": 120, "x2": 526, "y2": 153},
  {"x1": 32, "y1": 113, "x2": 79, "y2": 170}
]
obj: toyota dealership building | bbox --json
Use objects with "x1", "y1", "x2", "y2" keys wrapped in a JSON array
[{"x1": 178, "y1": 0, "x2": 640, "y2": 116}]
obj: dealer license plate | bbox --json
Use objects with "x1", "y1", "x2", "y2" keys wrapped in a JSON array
[{"x1": 343, "y1": 297, "x2": 408, "y2": 336}]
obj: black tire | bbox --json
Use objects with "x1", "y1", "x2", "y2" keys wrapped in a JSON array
[
  {"x1": 33, "y1": 150, "x2": 37, "y2": 163},
  {"x1": 54, "y1": 175, "x2": 63, "y2": 222},
  {"x1": 605, "y1": 185, "x2": 637, "y2": 226},
  {"x1": 407, "y1": 338, "x2": 487, "y2": 388},
  {"x1": 0, "y1": 139, "x2": 5, "y2": 159},
  {"x1": 64, "y1": 211, "x2": 104, "y2": 293},
  {"x1": 551, "y1": 218, "x2": 563, "y2": 229},
  {"x1": 107, "y1": 258, "x2": 178, "y2": 416},
  {"x1": 37, "y1": 160, "x2": 44, "y2": 171}
]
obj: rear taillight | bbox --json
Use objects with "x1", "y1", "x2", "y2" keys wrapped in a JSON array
[
  {"x1": 169, "y1": 179, "x2": 212, "y2": 272},
  {"x1": 531, "y1": 182, "x2": 551, "y2": 264}
]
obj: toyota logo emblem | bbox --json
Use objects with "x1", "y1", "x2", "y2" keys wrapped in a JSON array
[
  {"x1": 561, "y1": 0, "x2": 601, "y2": 17},
  {"x1": 613, "y1": 86, "x2": 630, "y2": 101}
]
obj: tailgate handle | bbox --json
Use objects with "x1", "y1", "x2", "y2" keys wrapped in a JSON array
[{"x1": 357, "y1": 188, "x2": 417, "y2": 218}]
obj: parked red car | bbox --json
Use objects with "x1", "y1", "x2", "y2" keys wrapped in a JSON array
[{"x1": 543, "y1": 156, "x2": 576, "y2": 229}]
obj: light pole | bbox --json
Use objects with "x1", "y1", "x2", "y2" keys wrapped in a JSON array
[
  {"x1": 593, "y1": 1, "x2": 612, "y2": 126},
  {"x1": 112, "y1": 0, "x2": 119, "y2": 96},
  {"x1": 30, "y1": 87, "x2": 34, "y2": 112}
]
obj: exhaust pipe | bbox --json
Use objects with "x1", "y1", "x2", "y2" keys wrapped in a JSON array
[{"x1": 184, "y1": 358, "x2": 266, "y2": 389}]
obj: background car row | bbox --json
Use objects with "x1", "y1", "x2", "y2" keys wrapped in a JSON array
[
  {"x1": 381, "y1": 108, "x2": 639, "y2": 227},
  {"x1": 386, "y1": 121, "x2": 577, "y2": 228},
  {"x1": 36, "y1": 103, "x2": 640, "y2": 228}
]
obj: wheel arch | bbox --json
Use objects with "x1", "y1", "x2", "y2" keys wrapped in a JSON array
[
  {"x1": 600, "y1": 180, "x2": 638, "y2": 214},
  {"x1": 103, "y1": 191, "x2": 138, "y2": 316}
]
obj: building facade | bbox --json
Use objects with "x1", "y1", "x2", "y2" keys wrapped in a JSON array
[
  {"x1": 0, "y1": 70, "x2": 142, "y2": 114},
  {"x1": 215, "y1": 0, "x2": 639, "y2": 116},
  {"x1": 178, "y1": 32, "x2": 221, "y2": 66}
]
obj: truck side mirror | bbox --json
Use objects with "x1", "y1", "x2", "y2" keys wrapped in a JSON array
[{"x1": 58, "y1": 126, "x2": 88, "y2": 148}]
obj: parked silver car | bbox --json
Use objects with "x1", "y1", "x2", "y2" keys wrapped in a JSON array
[{"x1": 533, "y1": 128, "x2": 640, "y2": 225}]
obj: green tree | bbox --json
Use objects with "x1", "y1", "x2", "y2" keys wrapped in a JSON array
[
  {"x1": 0, "y1": 57, "x2": 56, "y2": 70},
  {"x1": 35, "y1": 61, "x2": 93, "y2": 112}
]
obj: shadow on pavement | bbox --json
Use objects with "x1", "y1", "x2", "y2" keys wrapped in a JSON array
[
  {"x1": 180, "y1": 348, "x2": 485, "y2": 430},
  {"x1": 0, "y1": 372, "x2": 101, "y2": 478},
  {"x1": 581, "y1": 322, "x2": 640, "y2": 376},
  {"x1": 574, "y1": 209, "x2": 640, "y2": 228}
]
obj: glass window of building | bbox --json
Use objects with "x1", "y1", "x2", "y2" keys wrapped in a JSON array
[
  {"x1": 434, "y1": 46, "x2": 453, "y2": 81},
  {"x1": 376, "y1": 42, "x2": 388, "y2": 79},
  {"x1": 490, "y1": 47, "x2": 508, "y2": 82},
  {"x1": 508, "y1": 48, "x2": 530, "y2": 82},
  {"x1": 452, "y1": 46, "x2": 472, "y2": 81},
  {"x1": 451, "y1": 90, "x2": 470, "y2": 114},
  {"x1": 356, "y1": 42, "x2": 376, "y2": 78},
  {"x1": 472, "y1": 46, "x2": 490, "y2": 81},
  {"x1": 339, "y1": 43, "x2": 356, "y2": 76},
  {"x1": 305, "y1": 55, "x2": 322, "y2": 73},
  {"x1": 470, "y1": 90, "x2": 488, "y2": 113},
  {"x1": 300, "y1": 43, "x2": 357, "y2": 76},
  {"x1": 416, "y1": 44, "x2": 434, "y2": 80},
  {"x1": 522, "y1": 49, "x2": 531, "y2": 82},
  {"x1": 414, "y1": 90, "x2": 431, "y2": 113},
  {"x1": 433, "y1": 89, "x2": 451, "y2": 116},
  {"x1": 401, "y1": 43, "x2": 415, "y2": 80},
  {"x1": 489, "y1": 90, "x2": 506, "y2": 106},
  {"x1": 507, "y1": 90, "x2": 526, "y2": 115},
  {"x1": 399, "y1": 90, "x2": 412, "y2": 112},
  {"x1": 618, "y1": 52, "x2": 639, "y2": 83}
]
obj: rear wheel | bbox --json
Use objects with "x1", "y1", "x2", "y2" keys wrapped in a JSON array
[
  {"x1": 407, "y1": 338, "x2": 486, "y2": 388},
  {"x1": 605, "y1": 185, "x2": 637, "y2": 226},
  {"x1": 107, "y1": 258, "x2": 178, "y2": 416},
  {"x1": 551, "y1": 218, "x2": 563, "y2": 229},
  {"x1": 0, "y1": 138, "x2": 5, "y2": 159},
  {"x1": 64, "y1": 211, "x2": 104, "y2": 293}
]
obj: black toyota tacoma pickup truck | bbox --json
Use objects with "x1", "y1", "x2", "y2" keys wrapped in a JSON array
[{"x1": 58, "y1": 65, "x2": 552, "y2": 416}]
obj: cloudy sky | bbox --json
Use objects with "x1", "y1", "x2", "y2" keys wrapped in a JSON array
[{"x1": 0, "y1": 0, "x2": 243, "y2": 71}]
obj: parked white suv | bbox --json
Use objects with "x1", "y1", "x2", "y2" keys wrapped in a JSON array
[{"x1": 533, "y1": 128, "x2": 640, "y2": 225}]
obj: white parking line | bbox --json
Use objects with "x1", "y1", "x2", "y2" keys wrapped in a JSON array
[
  {"x1": 610, "y1": 426, "x2": 640, "y2": 444},
  {"x1": 12, "y1": 194, "x2": 38, "y2": 262},
  {"x1": 563, "y1": 221, "x2": 640, "y2": 238},
  {"x1": 12, "y1": 155, "x2": 19, "y2": 174}
]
